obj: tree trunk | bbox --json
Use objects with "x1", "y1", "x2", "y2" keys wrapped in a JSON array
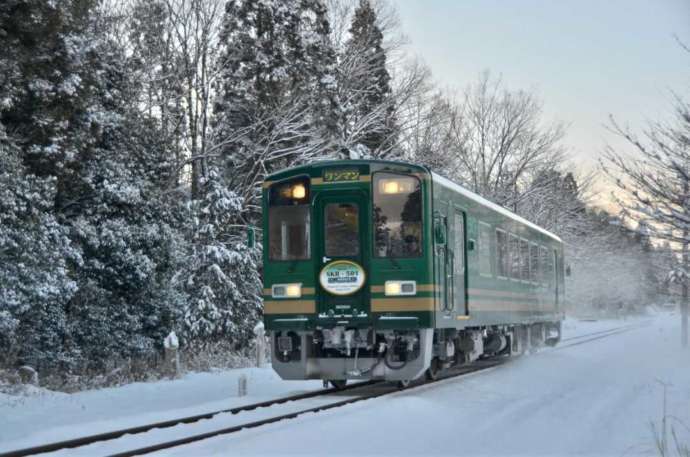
[
  {"x1": 683, "y1": 180, "x2": 689, "y2": 348},
  {"x1": 682, "y1": 223, "x2": 688, "y2": 349}
]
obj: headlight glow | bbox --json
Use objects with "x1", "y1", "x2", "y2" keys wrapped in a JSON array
[
  {"x1": 382, "y1": 181, "x2": 401, "y2": 194},
  {"x1": 384, "y1": 280, "x2": 416, "y2": 296},
  {"x1": 272, "y1": 283, "x2": 302, "y2": 298},
  {"x1": 378, "y1": 178, "x2": 414, "y2": 195},
  {"x1": 291, "y1": 184, "x2": 306, "y2": 199}
]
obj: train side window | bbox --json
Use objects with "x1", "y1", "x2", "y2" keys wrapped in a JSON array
[
  {"x1": 519, "y1": 239, "x2": 529, "y2": 281},
  {"x1": 453, "y1": 212, "x2": 465, "y2": 274},
  {"x1": 509, "y1": 234, "x2": 520, "y2": 279},
  {"x1": 529, "y1": 243, "x2": 539, "y2": 282},
  {"x1": 539, "y1": 246, "x2": 549, "y2": 284},
  {"x1": 478, "y1": 222, "x2": 492, "y2": 276},
  {"x1": 496, "y1": 229, "x2": 509, "y2": 278}
]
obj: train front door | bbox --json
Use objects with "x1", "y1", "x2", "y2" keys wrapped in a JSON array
[{"x1": 315, "y1": 191, "x2": 369, "y2": 319}]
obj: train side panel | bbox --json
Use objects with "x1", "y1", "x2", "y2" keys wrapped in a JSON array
[{"x1": 430, "y1": 174, "x2": 564, "y2": 331}]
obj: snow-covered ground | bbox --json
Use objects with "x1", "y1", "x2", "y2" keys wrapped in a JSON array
[
  {"x1": 1, "y1": 312, "x2": 688, "y2": 456},
  {"x1": 0, "y1": 366, "x2": 324, "y2": 453}
]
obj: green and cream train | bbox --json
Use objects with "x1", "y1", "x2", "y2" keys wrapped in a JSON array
[{"x1": 262, "y1": 160, "x2": 564, "y2": 386}]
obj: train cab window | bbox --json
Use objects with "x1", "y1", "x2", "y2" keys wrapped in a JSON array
[
  {"x1": 478, "y1": 222, "x2": 492, "y2": 276},
  {"x1": 268, "y1": 178, "x2": 310, "y2": 260},
  {"x1": 373, "y1": 173, "x2": 422, "y2": 257},
  {"x1": 496, "y1": 229, "x2": 509, "y2": 277},
  {"x1": 325, "y1": 203, "x2": 360, "y2": 256},
  {"x1": 519, "y1": 239, "x2": 530, "y2": 281},
  {"x1": 529, "y1": 243, "x2": 539, "y2": 282},
  {"x1": 509, "y1": 234, "x2": 520, "y2": 279}
]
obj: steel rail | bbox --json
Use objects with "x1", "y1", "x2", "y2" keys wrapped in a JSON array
[
  {"x1": 106, "y1": 359, "x2": 509, "y2": 457},
  {"x1": 0, "y1": 380, "x2": 378, "y2": 457},
  {"x1": 559, "y1": 322, "x2": 644, "y2": 343},
  {"x1": 553, "y1": 323, "x2": 647, "y2": 351},
  {"x1": 1, "y1": 322, "x2": 646, "y2": 457}
]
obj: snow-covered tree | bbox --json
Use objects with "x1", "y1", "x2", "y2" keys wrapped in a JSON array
[
  {"x1": 603, "y1": 94, "x2": 690, "y2": 347},
  {"x1": 180, "y1": 171, "x2": 262, "y2": 347},
  {"x1": 338, "y1": 0, "x2": 397, "y2": 157},
  {"x1": 517, "y1": 169, "x2": 589, "y2": 239},
  {"x1": 415, "y1": 72, "x2": 566, "y2": 210},
  {"x1": 0, "y1": 126, "x2": 80, "y2": 371},
  {"x1": 128, "y1": 0, "x2": 186, "y2": 185},
  {"x1": 1, "y1": 0, "x2": 187, "y2": 372},
  {"x1": 213, "y1": 0, "x2": 342, "y2": 209},
  {"x1": 565, "y1": 210, "x2": 658, "y2": 317}
]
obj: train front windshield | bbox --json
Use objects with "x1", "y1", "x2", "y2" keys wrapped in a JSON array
[
  {"x1": 373, "y1": 173, "x2": 423, "y2": 258},
  {"x1": 268, "y1": 178, "x2": 310, "y2": 261},
  {"x1": 267, "y1": 172, "x2": 423, "y2": 261}
]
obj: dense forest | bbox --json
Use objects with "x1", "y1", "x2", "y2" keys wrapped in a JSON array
[{"x1": 0, "y1": 0, "x2": 686, "y2": 387}]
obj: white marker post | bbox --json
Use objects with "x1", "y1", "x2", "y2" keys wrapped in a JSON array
[
  {"x1": 238, "y1": 374, "x2": 248, "y2": 397},
  {"x1": 163, "y1": 331, "x2": 180, "y2": 378},
  {"x1": 253, "y1": 321, "x2": 266, "y2": 367}
]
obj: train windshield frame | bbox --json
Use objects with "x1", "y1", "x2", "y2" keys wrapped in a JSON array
[
  {"x1": 268, "y1": 177, "x2": 311, "y2": 261},
  {"x1": 372, "y1": 172, "x2": 423, "y2": 258}
]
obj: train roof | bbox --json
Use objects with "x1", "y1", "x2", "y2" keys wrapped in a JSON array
[
  {"x1": 262, "y1": 159, "x2": 561, "y2": 243},
  {"x1": 431, "y1": 172, "x2": 562, "y2": 243},
  {"x1": 263, "y1": 159, "x2": 427, "y2": 181}
]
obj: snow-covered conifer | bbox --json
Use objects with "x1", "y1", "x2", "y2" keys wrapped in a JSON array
[
  {"x1": 180, "y1": 171, "x2": 262, "y2": 347},
  {"x1": 1, "y1": 0, "x2": 187, "y2": 372},
  {"x1": 340, "y1": 0, "x2": 397, "y2": 157},
  {"x1": 214, "y1": 0, "x2": 342, "y2": 208},
  {"x1": 0, "y1": 126, "x2": 79, "y2": 371}
]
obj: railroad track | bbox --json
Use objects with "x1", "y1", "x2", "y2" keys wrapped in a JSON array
[
  {"x1": 1, "y1": 321, "x2": 646, "y2": 457},
  {"x1": 0, "y1": 360, "x2": 507, "y2": 457},
  {"x1": 554, "y1": 321, "x2": 648, "y2": 351},
  {"x1": 0, "y1": 379, "x2": 378, "y2": 457},
  {"x1": 560, "y1": 322, "x2": 643, "y2": 343},
  {"x1": 108, "y1": 360, "x2": 509, "y2": 457}
]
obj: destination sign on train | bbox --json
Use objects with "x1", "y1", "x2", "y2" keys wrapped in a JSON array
[{"x1": 323, "y1": 168, "x2": 360, "y2": 182}]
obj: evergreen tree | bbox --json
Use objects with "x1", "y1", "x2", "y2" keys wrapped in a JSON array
[
  {"x1": 180, "y1": 170, "x2": 262, "y2": 347},
  {"x1": 128, "y1": 0, "x2": 185, "y2": 182},
  {"x1": 0, "y1": 126, "x2": 80, "y2": 371},
  {"x1": 1, "y1": 0, "x2": 186, "y2": 372},
  {"x1": 341, "y1": 0, "x2": 396, "y2": 157},
  {"x1": 214, "y1": 0, "x2": 342, "y2": 206}
]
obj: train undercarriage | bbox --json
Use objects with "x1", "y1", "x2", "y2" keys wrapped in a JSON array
[{"x1": 270, "y1": 322, "x2": 562, "y2": 387}]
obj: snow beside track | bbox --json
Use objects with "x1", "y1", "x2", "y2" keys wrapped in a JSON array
[
  {"x1": 0, "y1": 367, "x2": 323, "y2": 453},
  {"x1": 159, "y1": 313, "x2": 690, "y2": 456},
  {"x1": 1, "y1": 313, "x2": 687, "y2": 456}
]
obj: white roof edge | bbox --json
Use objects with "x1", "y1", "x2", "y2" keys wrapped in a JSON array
[{"x1": 431, "y1": 172, "x2": 562, "y2": 243}]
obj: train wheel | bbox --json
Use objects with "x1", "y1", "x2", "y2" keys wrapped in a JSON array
[
  {"x1": 329, "y1": 380, "x2": 347, "y2": 390},
  {"x1": 545, "y1": 338, "x2": 559, "y2": 347},
  {"x1": 397, "y1": 379, "x2": 411, "y2": 388},
  {"x1": 425, "y1": 358, "x2": 441, "y2": 381}
]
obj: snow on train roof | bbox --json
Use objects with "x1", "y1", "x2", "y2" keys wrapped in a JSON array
[{"x1": 431, "y1": 172, "x2": 562, "y2": 243}]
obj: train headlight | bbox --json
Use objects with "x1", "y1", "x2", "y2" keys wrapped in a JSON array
[
  {"x1": 272, "y1": 283, "x2": 302, "y2": 298},
  {"x1": 291, "y1": 184, "x2": 306, "y2": 199},
  {"x1": 378, "y1": 178, "x2": 414, "y2": 195},
  {"x1": 384, "y1": 280, "x2": 416, "y2": 296},
  {"x1": 382, "y1": 181, "x2": 401, "y2": 194}
]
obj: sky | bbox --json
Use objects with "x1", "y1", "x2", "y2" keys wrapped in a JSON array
[{"x1": 395, "y1": 0, "x2": 689, "y2": 208}]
